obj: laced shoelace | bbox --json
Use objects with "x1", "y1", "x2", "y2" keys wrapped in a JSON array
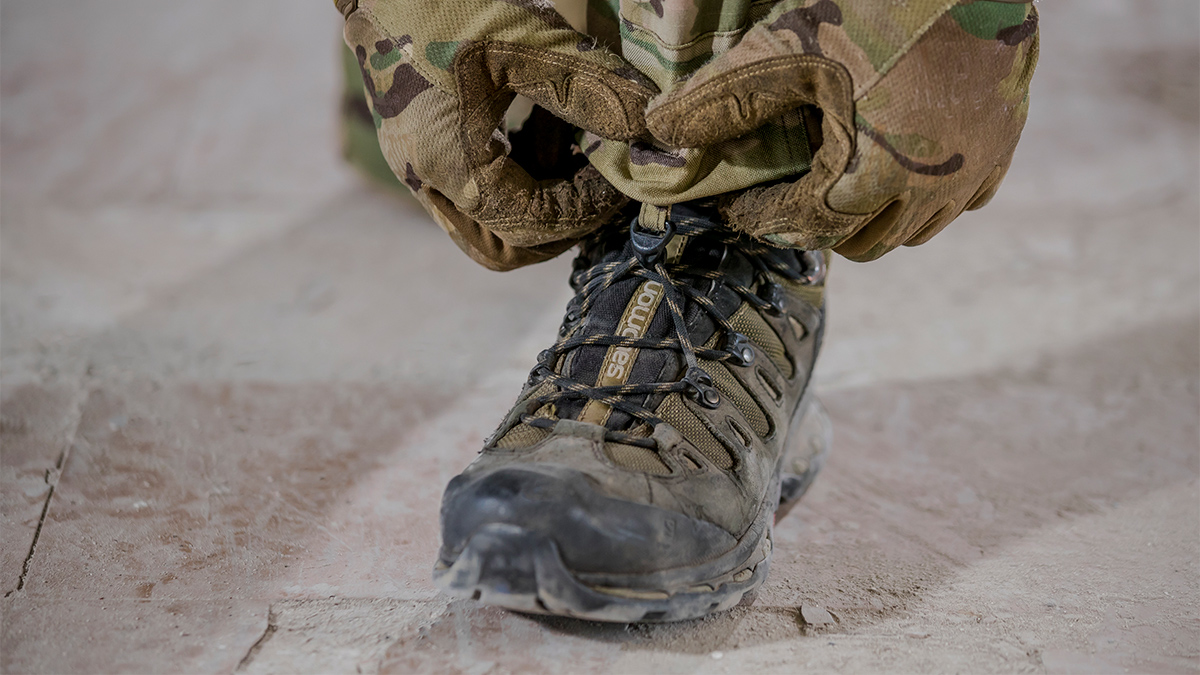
[{"x1": 519, "y1": 217, "x2": 823, "y2": 449}]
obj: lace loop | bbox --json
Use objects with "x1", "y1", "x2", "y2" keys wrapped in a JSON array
[{"x1": 629, "y1": 217, "x2": 676, "y2": 267}]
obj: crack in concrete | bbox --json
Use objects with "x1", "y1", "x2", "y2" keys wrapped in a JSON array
[
  {"x1": 236, "y1": 605, "x2": 278, "y2": 672},
  {"x1": 9, "y1": 457, "x2": 61, "y2": 595},
  {"x1": 6, "y1": 375, "x2": 90, "y2": 597}
]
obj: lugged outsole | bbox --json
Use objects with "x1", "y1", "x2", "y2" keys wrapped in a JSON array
[{"x1": 433, "y1": 397, "x2": 832, "y2": 623}]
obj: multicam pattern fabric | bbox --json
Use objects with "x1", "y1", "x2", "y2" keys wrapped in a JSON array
[
  {"x1": 336, "y1": 0, "x2": 655, "y2": 270},
  {"x1": 579, "y1": 0, "x2": 816, "y2": 205},
  {"x1": 640, "y1": 0, "x2": 1040, "y2": 260},
  {"x1": 335, "y1": 0, "x2": 1037, "y2": 268},
  {"x1": 339, "y1": 45, "x2": 406, "y2": 190}
]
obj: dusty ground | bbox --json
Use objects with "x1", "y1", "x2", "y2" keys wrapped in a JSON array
[{"x1": 2, "y1": 1, "x2": 1198, "y2": 673}]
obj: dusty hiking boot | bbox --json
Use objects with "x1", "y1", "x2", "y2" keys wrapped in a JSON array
[{"x1": 433, "y1": 203, "x2": 831, "y2": 622}]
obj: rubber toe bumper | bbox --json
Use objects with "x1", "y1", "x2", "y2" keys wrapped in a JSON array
[{"x1": 438, "y1": 465, "x2": 737, "y2": 577}]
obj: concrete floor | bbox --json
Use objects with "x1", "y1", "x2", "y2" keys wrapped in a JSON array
[{"x1": 2, "y1": 1, "x2": 1197, "y2": 673}]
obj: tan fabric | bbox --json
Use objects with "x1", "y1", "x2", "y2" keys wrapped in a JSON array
[
  {"x1": 656, "y1": 394, "x2": 734, "y2": 469},
  {"x1": 606, "y1": 442, "x2": 672, "y2": 474}
]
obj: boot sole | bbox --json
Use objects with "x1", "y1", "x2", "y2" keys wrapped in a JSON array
[{"x1": 432, "y1": 397, "x2": 832, "y2": 623}]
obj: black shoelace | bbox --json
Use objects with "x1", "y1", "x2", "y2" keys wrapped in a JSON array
[{"x1": 519, "y1": 215, "x2": 824, "y2": 449}]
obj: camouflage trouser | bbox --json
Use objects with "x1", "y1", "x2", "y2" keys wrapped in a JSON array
[
  {"x1": 341, "y1": 45, "x2": 407, "y2": 191},
  {"x1": 337, "y1": 0, "x2": 1038, "y2": 268}
]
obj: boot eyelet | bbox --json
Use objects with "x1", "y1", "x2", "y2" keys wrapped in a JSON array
[
  {"x1": 684, "y1": 367, "x2": 721, "y2": 409},
  {"x1": 528, "y1": 363, "x2": 553, "y2": 386},
  {"x1": 761, "y1": 283, "x2": 787, "y2": 315},
  {"x1": 559, "y1": 310, "x2": 582, "y2": 336},
  {"x1": 797, "y1": 250, "x2": 826, "y2": 285},
  {"x1": 726, "y1": 332, "x2": 756, "y2": 367}
]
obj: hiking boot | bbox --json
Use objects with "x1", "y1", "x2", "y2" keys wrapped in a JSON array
[{"x1": 433, "y1": 203, "x2": 832, "y2": 623}]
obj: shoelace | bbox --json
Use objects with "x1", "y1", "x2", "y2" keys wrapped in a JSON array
[{"x1": 519, "y1": 216, "x2": 824, "y2": 449}]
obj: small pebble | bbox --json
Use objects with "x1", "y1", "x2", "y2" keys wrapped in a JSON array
[
  {"x1": 711, "y1": 651, "x2": 724, "y2": 660},
  {"x1": 800, "y1": 604, "x2": 835, "y2": 626}
]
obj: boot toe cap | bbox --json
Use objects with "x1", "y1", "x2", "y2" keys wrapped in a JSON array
[{"x1": 438, "y1": 465, "x2": 736, "y2": 576}]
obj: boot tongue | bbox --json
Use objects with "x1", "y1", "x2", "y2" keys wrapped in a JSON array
[
  {"x1": 573, "y1": 275, "x2": 670, "y2": 427},
  {"x1": 555, "y1": 223, "x2": 753, "y2": 431},
  {"x1": 553, "y1": 234, "x2": 676, "y2": 428}
]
